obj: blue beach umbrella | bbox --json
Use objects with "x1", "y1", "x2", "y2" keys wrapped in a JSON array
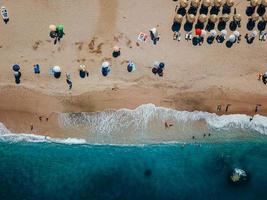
[
  {"x1": 127, "y1": 61, "x2": 136, "y2": 72},
  {"x1": 12, "y1": 64, "x2": 20, "y2": 71}
]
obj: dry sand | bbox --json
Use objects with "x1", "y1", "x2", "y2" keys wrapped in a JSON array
[{"x1": 0, "y1": 0, "x2": 267, "y2": 138}]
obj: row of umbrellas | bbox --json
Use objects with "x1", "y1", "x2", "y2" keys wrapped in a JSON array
[
  {"x1": 174, "y1": 13, "x2": 242, "y2": 24},
  {"x1": 179, "y1": 0, "x2": 267, "y2": 9},
  {"x1": 179, "y1": 0, "x2": 235, "y2": 9}
]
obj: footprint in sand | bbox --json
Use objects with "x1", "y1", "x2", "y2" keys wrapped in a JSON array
[
  {"x1": 88, "y1": 37, "x2": 104, "y2": 54},
  {"x1": 75, "y1": 42, "x2": 83, "y2": 51},
  {"x1": 32, "y1": 40, "x2": 42, "y2": 50}
]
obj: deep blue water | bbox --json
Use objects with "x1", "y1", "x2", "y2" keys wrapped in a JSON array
[{"x1": 0, "y1": 139, "x2": 267, "y2": 200}]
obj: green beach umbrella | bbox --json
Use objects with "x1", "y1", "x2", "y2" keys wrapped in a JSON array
[{"x1": 56, "y1": 24, "x2": 64, "y2": 31}]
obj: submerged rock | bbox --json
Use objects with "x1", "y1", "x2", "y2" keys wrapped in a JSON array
[{"x1": 230, "y1": 168, "x2": 248, "y2": 184}]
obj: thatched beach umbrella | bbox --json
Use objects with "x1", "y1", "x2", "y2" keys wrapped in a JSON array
[
  {"x1": 202, "y1": 0, "x2": 212, "y2": 7},
  {"x1": 262, "y1": 13, "x2": 267, "y2": 21},
  {"x1": 233, "y1": 14, "x2": 242, "y2": 22},
  {"x1": 187, "y1": 14, "x2": 196, "y2": 23},
  {"x1": 250, "y1": 0, "x2": 261, "y2": 7},
  {"x1": 251, "y1": 13, "x2": 260, "y2": 21},
  {"x1": 209, "y1": 14, "x2": 218, "y2": 23},
  {"x1": 221, "y1": 14, "x2": 230, "y2": 22},
  {"x1": 180, "y1": 0, "x2": 189, "y2": 8},
  {"x1": 225, "y1": 0, "x2": 234, "y2": 7},
  {"x1": 198, "y1": 14, "x2": 208, "y2": 23},
  {"x1": 214, "y1": 0, "x2": 223, "y2": 7},
  {"x1": 262, "y1": 0, "x2": 267, "y2": 7},
  {"x1": 174, "y1": 14, "x2": 183, "y2": 23},
  {"x1": 191, "y1": 0, "x2": 200, "y2": 8}
]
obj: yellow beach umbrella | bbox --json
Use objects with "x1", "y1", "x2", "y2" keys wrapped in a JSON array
[
  {"x1": 221, "y1": 14, "x2": 230, "y2": 22},
  {"x1": 250, "y1": 0, "x2": 261, "y2": 7},
  {"x1": 209, "y1": 14, "x2": 218, "y2": 23},
  {"x1": 174, "y1": 14, "x2": 183, "y2": 23},
  {"x1": 251, "y1": 13, "x2": 260, "y2": 21},
  {"x1": 233, "y1": 14, "x2": 242, "y2": 22},
  {"x1": 198, "y1": 14, "x2": 208, "y2": 23},
  {"x1": 180, "y1": 0, "x2": 189, "y2": 8},
  {"x1": 191, "y1": 0, "x2": 200, "y2": 8},
  {"x1": 202, "y1": 0, "x2": 212, "y2": 7},
  {"x1": 262, "y1": 13, "x2": 267, "y2": 21},
  {"x1": 187, "y1": 14, "x2": 196, "y2": 23},
  {"x1": 214, "y1": 0, "x2": 223, "y2": 7},
  {"x1": 261, "y1": 0, "x2": 267, "y2": 6},
  {"x1": 226, "y1": 0, "x2": 234, "y2": 7}
]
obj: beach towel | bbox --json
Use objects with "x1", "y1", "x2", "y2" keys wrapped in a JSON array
[{"x1": 34, "y1": 64, "x2": 40, "y2": 74}]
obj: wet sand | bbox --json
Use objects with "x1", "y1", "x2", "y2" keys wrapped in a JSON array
[{"x1": 0, "y1": 0, "x2": 267, "y2": 139}]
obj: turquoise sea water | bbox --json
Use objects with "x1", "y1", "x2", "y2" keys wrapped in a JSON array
[{"x1": 1, "y1": 139, "x2": 267, "y2": 200}]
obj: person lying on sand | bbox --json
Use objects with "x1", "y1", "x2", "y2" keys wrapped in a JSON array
[{"x1": 165, "y1": 121, "x2": 174, "y2": 129}]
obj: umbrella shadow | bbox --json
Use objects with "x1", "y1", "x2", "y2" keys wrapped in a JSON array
[
  {"x1": 112, "y1": 51, "x2": 120, "y2": 58},
  {"x1": 206, "y1": 21, "x2": 215, "y2": 31},
  {"x1": 188, "y1": 6, "x2": 198, "y2": 15},
  {"x1": 247, "y1": 20, "x2": 256, "y2": 31},
  {"x1": 195, "y1": 22, "x2": 204, "y2": 29},
  {"x1": 192, "y1": 37, "x2": 199, "y2": 46},
  {"x1": 184, "y1": 22, "x2": 193, "y2": 32},
  {"x1": 199, "y1": 5, "x2": 209, "y2": 15},
  {"x1": 207, "y1": 36, "x2": 215, "y2": 44},
  {"x1": 246, "y1": 37, "x2": 255, "y2": 44},
  {"x1": 172, "y1": 22, "x2": 181, "y2": 32},
  {"x1": 177, "y1": 7, "x2": 187, "y2": 16},
  {"x1": 229, "y1": 21, "x2": 238, "y2": 31},
  {"x1": 246, "y1": 6, "x2": 255, "y2": 16},
  {"x1": 257, "y1": 5, "x2": 265, "y2": 16},
  {"x1": 257, "y1": 21, "x2": 266, "y2": 31},
  {"x1": 210, "y1": 6, "x2": 220, "y2": 15},
  {"x1": 222, "y1": 6, "x2": 231, "y2": 14},
  {"x1": 79, "y1": 70, "x2": 88, "y2": 78},
  {"x1": 216, "y1": 36, "x2": 225, "y2": 43},
  {"x1": 226, "y1": 41, "x2": 233, "y2": 48},
  {"x1": 217, "y1": 21, "x2": 226, "y2": 31}
]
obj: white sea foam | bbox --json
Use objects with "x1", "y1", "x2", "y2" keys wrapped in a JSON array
[{"x1": 59, "y1": 104, "x2": 267, "y2": 135}]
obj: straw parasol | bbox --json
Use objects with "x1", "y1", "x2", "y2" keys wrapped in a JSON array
[
  {"x1": 250, "y1": 0, "x2": 261, "y2": 7},
  {"x1": 191, "y1": 0, "x2": 200, "y2": 8},
  {"x1": 214, "y1": 0, "x2": 223, "y2": 7},
  {"x1": 251, "y1": 13, "x2": 260, "y2": 21},
  {"x1": 233, "y1": 31, "x2": 240, "y2": 38},
  {"x1": 49, "y1": 24, "x2": 56, "y2": 31},
  {"x1": 209, "y1": 14, "x2": 218, "y2": 23},
  {"x1": 221, "y1": 14, "x2": 230, "y2": 22},
  {"x1": 79, "y1": 64, "x2": 86, "y2": 71},
  {"x1": 113, "y1": 45, "x2": 120, "y2": 52},
  {"x1": 233, "y1": 14, "x2": 242, "y2": 22},
  {"x1": 210, "y1": 29, "x2": 217, "y2": 36},
  {"x1": 228, "y1": 34, "x2": 236, "y2": 42},
  {"x1": 198, "y1": 14, "x2": 208, "y2": 23},
  {"x1": 262, "y1": 0, "x2": 267, "y2": 7},
  {"x1": 180, "y1": 0, "x2": 189, "y2": 8},
  {"x1": 187, "y1": 14, "x2": 196, "y2": 23},
  {"x1": 262, "y1": 13, "x2": 267, "y2": 21},
  {"x1": 202, "y1": 0, "x2": 212, "y2": 7},
  {"x1": 221, "y1": 29, "x2": 228, "y2": 36},
  {"x1": 174, "y1": 14, "x2": 183, "y2": 23},
  {"x1": 226, "y1": 0, "x2": 234, "y2": 7}
]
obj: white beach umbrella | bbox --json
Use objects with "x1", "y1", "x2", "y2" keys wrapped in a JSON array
[
  {"x1": 228, "y1": 34, "x2": 236, "y2": 42},
  {"x1": 210, "y1": 29, "x2": 217, "y2": 36},
  {"x1": 53, "y1": 66, "x2": 61, "y2": 73},
  {"x1": 201, "y1": 30, "x2": 207, "y2": 36},
  {"x1": 252, "y1": 30, "x2": 258, "y2": 37},
  {"x1": 102, "y1": 61, "x2": 110, "y2": 68},
  {"x1": 233, "y1": 31, "x2": 240, "y2": 38},
  {"x1": 221, "y1": 29, "x2": 228, "y2": 36}
]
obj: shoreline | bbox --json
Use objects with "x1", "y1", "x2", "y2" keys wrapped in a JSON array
[{"x1": 1, "y1": 84, "x2": 267, "y2": 141}]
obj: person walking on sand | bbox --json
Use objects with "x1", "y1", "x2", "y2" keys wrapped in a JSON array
[{"x1": 66, "y1": 73, "x2": 72, "y2": 90}]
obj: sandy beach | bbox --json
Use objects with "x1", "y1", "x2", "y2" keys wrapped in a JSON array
[{"x1": 1, "y1": 0, "x2": 267, "y2": 139}]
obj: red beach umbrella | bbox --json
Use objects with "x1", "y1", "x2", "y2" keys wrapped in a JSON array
[{"x1": 195, "y1": 28, "x2": 202, "y2": 36}]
